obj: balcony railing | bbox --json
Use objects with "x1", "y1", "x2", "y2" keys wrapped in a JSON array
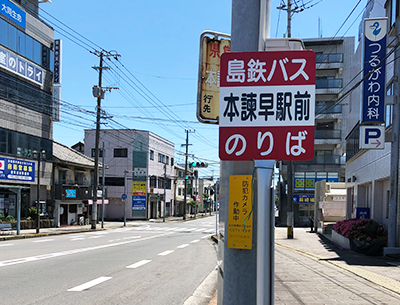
[
  {"x1": 316, "y1": 79, "x2": 343, "y2": 89},
  {"x1": 296, "y1": 155, "x2": 344, "y2": 165},
  {"x1": 315, "y1": 130, "x2": 341, "y2": 139},
  {"x1": 54, "y1": 185, "x2": 93, "y2": 200}
]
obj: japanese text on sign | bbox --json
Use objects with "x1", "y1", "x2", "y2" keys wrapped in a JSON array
[
  {"x1": 0, "y1": 0, "x2": 26, "y2": 28},
  {"x1": 362, "y1": 18, "x2": 387, "y2": 123},
  {"x1": 219, "y1": 50, "x2": 315, "y2": 161},
  {"x1": 0, "y1": 157, "x2": 34, "y2": 181},
  {"x1": 228, "y1": 175, "x2": 253, "y2": 249}
]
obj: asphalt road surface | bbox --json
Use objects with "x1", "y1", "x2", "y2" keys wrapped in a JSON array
[{"x1": 0, "y1": 217, "x2": 218, "y2": 305}]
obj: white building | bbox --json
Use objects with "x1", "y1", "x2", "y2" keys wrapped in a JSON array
[{"x1": 84, "y1": 129, "x2": 175, "y2": 220}]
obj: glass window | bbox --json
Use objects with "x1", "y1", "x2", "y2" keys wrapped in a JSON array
[
  {"x1": 149, "y1": 150, "x2": 154, "y2": 160},
  {"x1": 25, "y1": 35, "x2": 33, "y2": 61},
  {"x1": 17, "y1": 29, "x2": 26, "y2": 56},
  {"x1": 0, "y1": 18, "x2": 7, "y2": 46},
  {"x1": 33, "y1": 40, "x2": 41, "y2": 65},
  {"x1": 150, "y1": 176, "x2": 156, "y2": 188},
  {"x1": 171, "y1": 157, "x2": 174, "y2": 166},
  {"x1": 49, "y1": 49, "x2": 54, "y2": 71},
  {"x1": 165, "y1": 156, "x2": 169, "y2": 165},
  {"x1": 114, "y1": 148, "x2": 127, "y2": 158},
  {"x1": 91, "y1": 148, "x2": 103, "y2": 158},
  {"x1": 8, "y1": 25, "x2": 16, "y2": 52}
]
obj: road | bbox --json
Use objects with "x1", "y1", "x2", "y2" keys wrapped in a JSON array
[{"x1": 0, "y1": 217, "x2": 217, "y2": 305}]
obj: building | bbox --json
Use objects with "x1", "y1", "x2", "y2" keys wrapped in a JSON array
[
  {"x1": 173, "y1": 163, "x2": 193, "y2": 216},
  {"x1": 279, "y1": 36, "x2": 353, "y2": 226},
  {"x1": 84, "y1": 129, "x2": 175, "y2": 220},
  {"x1": 344, "y1": 1, "x2": 396, "y2": 240},
  {"x1": 0, "y1": 1, "x2": 55, "y2": 221},
  {"x1": 52, "y1": 141, "x2": 100, "y2": 226}
]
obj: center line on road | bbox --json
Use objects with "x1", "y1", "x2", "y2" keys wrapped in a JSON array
[
  {"x1": 177, "y1": 244, "x2": 189, "y2": 249},
  {"x1": 158, "y1": 250, "x2": 174, "y2": 256},
  {"x1": 0, "y1": 243, "x2": 13, "y2": 247},
  {"x1": 0, "y1": 232, "x2": 172, "y2": 268},
  {"x1": 122, "y1": 236, "x2": 141, "y2": 240},
  {"x1": 126, "y1": 260, "x2": 151, "y2": 269},
  {"x1": 70, "y1": 238, "x2": 85, "y2": 241},
  {"x1": 190, "y1": 240, "x2": 200, "y2": 243},
  {"x1": 33, "y1": 239, "x2": 54, "y2": 243},
  {"x1": 68, "y1": 276, "x2": 112, "y2": 292},
  {"x1": 88, "y1": 236, "x2": 102, "y2": 239}
]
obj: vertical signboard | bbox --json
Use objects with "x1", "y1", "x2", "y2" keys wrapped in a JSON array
[
  {"x1": 132, "y1": 181, "x2": 146, "y2": 211},
  {"x1": 197, "y1": 31, "x2": 231, "y2": 124},
  {"x1": 53, "y1": 39, "x2": 62, "y2": 85},
  {"x1": 219, "y1": 50, "x2": 316, "y2": 161},
  {"x1": 361, "y1": 18, "x2": 387, "y2": 123},
  {"x1": 227, "y1": 175, "x2": 253, "y2": 249}
]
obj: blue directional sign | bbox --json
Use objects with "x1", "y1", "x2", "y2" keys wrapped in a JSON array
[
  {"x1": 0, "y1": 0, "x2": 26, "y2": 28},
  {"x1": 359, "y1": 125, "x2": 385, "y2": 149},
  {"x1": 121, "y1": 193, "x2": 127, "y2": 200}
]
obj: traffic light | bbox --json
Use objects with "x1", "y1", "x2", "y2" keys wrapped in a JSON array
[{"x1": 191, "y1": 161, "x2": 208, "y2": 168}]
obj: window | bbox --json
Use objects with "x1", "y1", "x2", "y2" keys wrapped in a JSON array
[
  {"x1": 165, "y1": 156, "x2": 169, "y2": 165},
  {"x1": 150, "y1": 176, "x2": 157, "y2": 188},
  {"x1": 69, "y1": 204, "x2": 77, "y2": 213},
  {"x1": 171, "y1": 157, "x2": 174, "y2": 166},
  {"x1": 178, "y1": 188, "x2": 182, "y2": 196},
  {"x1": 150, "y1": 150, "x2": 154, "y2": 160},
  {"x1": 158, "y1": 177, "x2": 164, "y2": 189},
  {"x1": 158, "y1": 153, "x2": 165, "y2": 163},
  {"x1": 104, "y1": 177, "x2": 125, "y2": 186},
  {"x1": 114, "y1": 148, "x2": 128, "y2": 158},
  {"x1": 91, "y1": 148, "x2": 103, "y2": 158}
]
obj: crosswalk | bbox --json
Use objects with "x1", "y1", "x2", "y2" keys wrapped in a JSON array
[{"x1": 113, "y1": 226, "x2": 216, "y2": 234}]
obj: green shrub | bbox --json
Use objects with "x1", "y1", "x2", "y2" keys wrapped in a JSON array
[
  {"x1": 6, "y1": 215, "x2": 15, "y2": 222},
  {"x1": 28, "y1": 207, "x2": 37, "y2": 220}
]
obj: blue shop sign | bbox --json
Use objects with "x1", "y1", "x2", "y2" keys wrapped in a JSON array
[
  {"x1": 361, "y1": 18, "x2": 387, "y2": 123},
  {"x1": 0, "y1": 45, "x2": 43, "y2": 86},
  {"x1": 0, "y1": 0, "x2": 26, "y2": 28},
  {"x1": 0, "y1": 157, "x2": 35, "y2": 182},
  {"x1": 356, "y1": 207, "x2": 370, "y2": 219},
  {"x1": 65, "y1": 189, "x2": 77, "y2": 198},
  {"x1": 132, "y1": 196, "x2": 146, "y2": 211},
  {"x1": 293, "y1": 194, "x2": 315, "y2": 204}
]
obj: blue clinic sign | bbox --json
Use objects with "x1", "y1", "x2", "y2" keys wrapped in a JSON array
[
  {"x1": 132, "y1": 196, "x2": 146, "y2": 211},
  {"x1": 361, "y1": 18, "x2": 387, "y2": 123},
  {"x1": 0, "y1": 0, "x2": 26, "y2": 28},
  {"x1": 0, "y1": 157, "x2": 35, "y2": 181},
  {"x1": 0, "y1": 45, "x2": 44, "y2": 86}
]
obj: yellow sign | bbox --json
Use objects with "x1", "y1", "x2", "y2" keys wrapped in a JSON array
[
  {"x1": 197, "y1": 32, "x2": 231, "y2": 124},
  {"x1": 228, "y1": 175, "x2": 253, "y2": 249},
  {"x1": 132, "y1": 181, "x2": 146, "y2": 196}
]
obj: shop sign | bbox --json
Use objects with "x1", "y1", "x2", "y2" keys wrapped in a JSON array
[{"x1": 0, "y1": 157, "x2": 34, "y2": 182}]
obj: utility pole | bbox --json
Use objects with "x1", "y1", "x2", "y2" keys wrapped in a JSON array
[
  {"x1": 219, "y1": 1, "x2": 271, "y2": 304},
  {"x1": 91, "y1": 50, "x2": 119, "y2": 230},
  {"x1": 163, "y1": 163, "x2": 167, "y2": 222},
  {"x1": 101, "y1": 142, "x2": 105, "y2": 229},
  {"x1": 182, "y1": 130, "x2": 194, "y2": 220},
  {"x1": 277, "y1": 0, "x2": 304, "y2": 38}
]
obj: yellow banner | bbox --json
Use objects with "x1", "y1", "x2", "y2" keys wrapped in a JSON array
[
  {"x1": 132, "y1": 181, "x2": 146, "y2": 196},
  {"x1": 228, "y1": 175, "x2": 253, "y2": 249}
]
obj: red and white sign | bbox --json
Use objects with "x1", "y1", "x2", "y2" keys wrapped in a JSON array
[{"x1": 219, "y1": 50, "x2": 316, "y2": 161}]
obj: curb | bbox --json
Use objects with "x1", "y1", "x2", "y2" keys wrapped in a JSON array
[{"x1": 183, "y1": 266, "x2": 218, "y2": 305}]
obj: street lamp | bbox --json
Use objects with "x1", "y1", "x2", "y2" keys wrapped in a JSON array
[{"x1": 33, "y1": 149, "x2": 45, "y2": 234}]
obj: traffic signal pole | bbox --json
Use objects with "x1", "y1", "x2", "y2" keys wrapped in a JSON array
[{"x1": 219, "y1": 1, "x2": 272, "y2": 304}]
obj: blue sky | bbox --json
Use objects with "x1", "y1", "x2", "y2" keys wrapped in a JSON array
[{"x1": 42, "y1": 0, "x2": 368, "y2": 178}]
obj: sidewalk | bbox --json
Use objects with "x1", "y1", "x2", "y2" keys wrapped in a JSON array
[{"x1": 275, "y1": 227, "x2": 400, "y2": 291}]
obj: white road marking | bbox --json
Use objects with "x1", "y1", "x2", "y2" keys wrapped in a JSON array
[
  {"x1": 190, "y1": 240, "x2": 200, "y2": 243},
  {"x1": 177, "y1": 244, "x2": 189, "y2": 249},
  {"x1": 32, "y1": 239, "x2": 54, "y2": 243},
  {"x1": 68, "y1": 276, "x2": 112, "y2": 292},
  {"x1": 126, "y1": 260, "x2": 151, "y2": 269},
  {"x1": 201, "y1": 234, "x2": 213, "y2": 239},
  {"x1": 122, "y1": 236, "x2": 141, "y2": 240},
  {"x1": 175, "y1": 228, "x2": 188, "y2": 232},
  {"x1": 88, "y1": 236, "x2": 102, "y2": 239},
  {"x1": 70, "y1": 238, "x2": 85, "y2": 241},
  {"x1": 158, "y1": 250, "x2": 174, "y2": 256},
  {"x1": 0, "y1": 233, "x2": 172, "y2": 268},
  {"x1": 0, "y1": 243, "x2": 13, "y2": 247}
]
